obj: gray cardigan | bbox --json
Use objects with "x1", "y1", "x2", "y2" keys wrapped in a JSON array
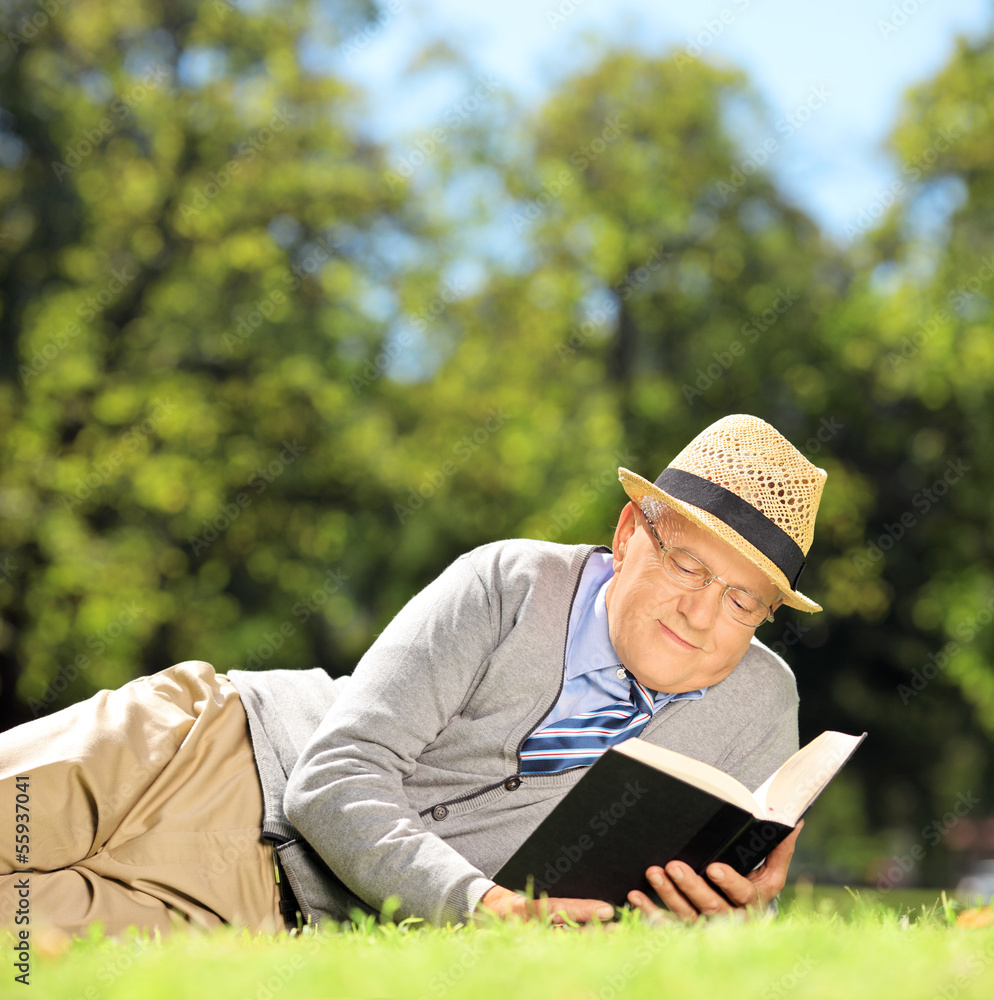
[{"x1": 229, "y1": 540, "x2": 798, "y2": 927}]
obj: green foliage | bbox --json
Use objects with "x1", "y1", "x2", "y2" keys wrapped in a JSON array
[{"x1": 0, "y1": 0, "x2": 442, "y2": 715}]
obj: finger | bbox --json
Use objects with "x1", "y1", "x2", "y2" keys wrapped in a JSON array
[
  {"x1": 762, "y1": 821, "x2": 803, "y2": 874},
  {"x1": 742, "y1": 820, "x2": 805, "y2": 903},
  {"x1": 701, "y1": 820, "x2": 806, "y2": 912},
  {"x1": 646, "y1": 865, "x2": 708, "y2": 923},
  {"x1": 704, "y1": 864, "x2": 762, "y2": 909},
  {"x1": 536, "y1": 897, "x2": 616, "y2": 925},
  {"x1": 663, "y1": 861, "x2": 734, "y2": 918},
  {"x1": 627, "y1": 889, "x2": 674, "y2": 926}
]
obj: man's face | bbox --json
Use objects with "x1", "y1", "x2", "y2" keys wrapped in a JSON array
[{"x1": 604, "y1": 502, "x2": 782, "y2": 693}]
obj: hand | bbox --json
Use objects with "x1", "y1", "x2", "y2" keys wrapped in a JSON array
[
  {"x1": 627, "y1": 820, "x2": 803, "y2": 924},
  {"x1": 476, "y1": 884, "x2": 616, "y2": 926}
]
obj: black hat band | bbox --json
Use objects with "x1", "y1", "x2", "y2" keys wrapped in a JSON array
[{"x1": 653, "y1": 468, "x2": 806, "y2": 589}]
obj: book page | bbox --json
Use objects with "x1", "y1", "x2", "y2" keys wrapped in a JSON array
[
  {"x1": 613, "y1": 739, "x2": 763, "y2": 818},
  {"x1": 754, "y1": 731, "x2": 867, "y2": 824}
]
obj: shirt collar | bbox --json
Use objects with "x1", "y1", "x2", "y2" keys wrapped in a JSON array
[{"x1": 565, "y1": 551, "x2": 619, "y2": 682}]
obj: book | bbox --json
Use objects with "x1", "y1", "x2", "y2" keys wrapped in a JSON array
[{"x1": 494, "y1": 730, "x2": 866, "y2": 907}]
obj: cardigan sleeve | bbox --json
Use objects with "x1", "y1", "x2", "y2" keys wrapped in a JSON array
[{"x1": 284, "y1": 551, "x2": 500, "y2": 925}]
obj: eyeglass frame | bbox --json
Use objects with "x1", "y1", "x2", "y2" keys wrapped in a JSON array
[{"x1": 641, "y1": 515, "x2": 779, "y2": 628}]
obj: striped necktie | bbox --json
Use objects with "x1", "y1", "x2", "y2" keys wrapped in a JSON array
[{"x1": 519, "y1": 670, "x2": 657, "y2": 775}]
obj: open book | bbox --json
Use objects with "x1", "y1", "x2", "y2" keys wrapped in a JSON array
[{"x1": 494, "y1": 731, "x2": 866, "y2": 907}]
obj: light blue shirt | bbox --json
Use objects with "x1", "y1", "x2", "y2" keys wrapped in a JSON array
[{"x1": 536, "y1": 548, "x2": 706, "y2": 729}]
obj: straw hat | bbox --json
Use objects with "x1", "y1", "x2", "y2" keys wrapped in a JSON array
[{"x1": 618, "y1": 414, "x2": 827, "y2": 613}]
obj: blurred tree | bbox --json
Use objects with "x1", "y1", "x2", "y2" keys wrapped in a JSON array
[
  {"x1": 0, "y1": 0, "x2": 459, "y2": 727},
  {"x1": 786, "y1": 29, "x2": 994, "y2": 886}
]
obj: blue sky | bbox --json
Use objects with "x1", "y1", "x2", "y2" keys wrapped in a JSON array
[{"x1": 332, "y1": 0, "x2": 992, "y2": 245}]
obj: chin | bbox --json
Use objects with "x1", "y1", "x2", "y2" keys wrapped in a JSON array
[{"x1": 631, "y1": 666, "x2": 693, "y2": 695}]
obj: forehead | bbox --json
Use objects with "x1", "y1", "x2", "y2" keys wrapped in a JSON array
[{"x1": 650, "y1": 505, "x2": 776, "y2": 598}]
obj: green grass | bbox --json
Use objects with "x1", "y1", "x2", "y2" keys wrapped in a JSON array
[{"x1": 7, "y1": 887, "x2": 994, "y2": 1000}]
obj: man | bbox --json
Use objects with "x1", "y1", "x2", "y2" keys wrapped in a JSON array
[{"x1": 0, "y1": 413, "x2": 826, "y2": 935}]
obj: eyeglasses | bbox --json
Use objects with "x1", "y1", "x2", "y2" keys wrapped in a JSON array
[{"x1": 643, "y1": 519, "x2": 776, "y2": 628}]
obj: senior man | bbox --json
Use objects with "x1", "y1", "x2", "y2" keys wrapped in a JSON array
[{"x1": 0, "y1": 413, "x2": 826, "y2": 935}]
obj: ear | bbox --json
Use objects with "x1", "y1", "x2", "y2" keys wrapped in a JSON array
[{"x1": 611, "y1": 502, "x2": 639, "y2": 573}]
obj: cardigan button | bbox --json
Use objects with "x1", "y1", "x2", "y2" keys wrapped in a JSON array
[
  {"x1": 504, "y1": 776, "x2": 521, "y2": 791},
  {"x1": 431, "y1": 805, "x2": 449, "y2": 821}
]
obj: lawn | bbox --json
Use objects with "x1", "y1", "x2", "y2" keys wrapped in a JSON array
[{"x1": 6, "y1": 886, "x2": 994, "y2": 1000}]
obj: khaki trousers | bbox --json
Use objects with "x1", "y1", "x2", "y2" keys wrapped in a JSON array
[{"x1": 0, "y1": 661, "x2": 283, "y2": 937}]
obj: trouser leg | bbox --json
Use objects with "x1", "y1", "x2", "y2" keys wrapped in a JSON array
[{"x1": 0, "y1": 660, "x2": 282, "y2": 937}]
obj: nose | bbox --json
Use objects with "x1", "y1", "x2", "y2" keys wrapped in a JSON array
[{"x1": 674, "y1": 580, "x2": 723, "y2": 631}]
